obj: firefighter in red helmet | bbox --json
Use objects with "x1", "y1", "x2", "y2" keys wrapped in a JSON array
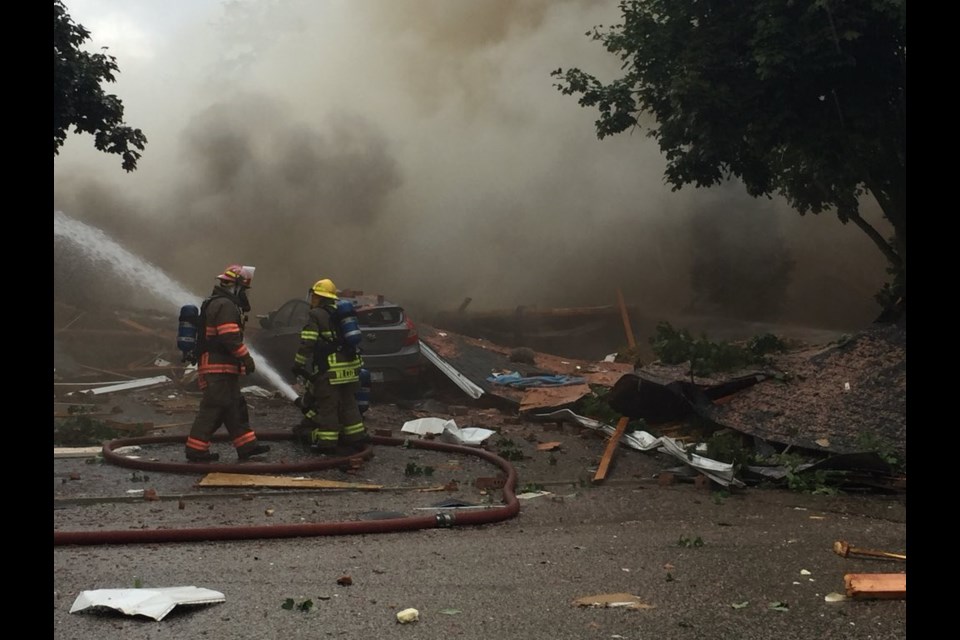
[{"x1": 184, "y1": 264, "x2": 270, "y2": 462}]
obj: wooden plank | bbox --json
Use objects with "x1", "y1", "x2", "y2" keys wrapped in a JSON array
[
  {"x1": 198, "y1": 472, "x2": 383, "y2": 491},
  {"x1": 617, "y1": 288, "x2": 636, "y2": 348},
  {"x1": 592, "y1": 290, "x2": 637, "y2": 484},
  {"x1": 54, "y1": 446, "x2": 102, "y2": 459},
  {"x1": 844, "y1": 573, "x2": 906, "y2": 600},
  {"x1": 592, "y1": 416, "x2": 630, "y2": 483}
]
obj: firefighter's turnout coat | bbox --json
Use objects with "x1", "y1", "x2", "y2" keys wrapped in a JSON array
[
  {"x1": 294, "y1": 301, "x2": 367, "y2": 450},
  {"x1": 185, "y1": 286, "x2": 260, "y2": 458},
  {"x1": 197, "y1": 287, "x2": 254, "y2": 383}
]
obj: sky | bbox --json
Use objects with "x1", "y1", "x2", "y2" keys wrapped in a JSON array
[{"x1": 53, "y1": 0, "x2": 893, "y2": 333}]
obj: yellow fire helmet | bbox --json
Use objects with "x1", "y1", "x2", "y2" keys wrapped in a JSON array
[{"x1": 311, "y1": 278, "x2": 338, "y2": 300}]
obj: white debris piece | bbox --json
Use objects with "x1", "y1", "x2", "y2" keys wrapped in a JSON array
[
  {"x1": 80, "y1": 376, "x2": 171, "y2": 396},
  {"x1": 396, "y1": 608, "x2": 419, "y2": 623},
  {"x1": 70, "y1": 586, "x2": 225, "y2": 621},
  {"x1": 400, "y1": 417, "x2": 495, "y2": 446},
  {"x1": 401, "y1": 417, "x2": 448, "y2": 436},
  {"x1": 534, "y1": 408, "x2": 744, "y2": 487}
]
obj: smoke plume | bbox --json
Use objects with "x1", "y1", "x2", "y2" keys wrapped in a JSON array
[{"x1": 53, "y1": 0, "x2": 891, "y2": 334}]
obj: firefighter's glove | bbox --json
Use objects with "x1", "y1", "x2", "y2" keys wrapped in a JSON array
[
  {"x1": 293, "y1": 396, "x2": 305, "y2": 411},
  {"x1": 242, "y1": 354, "x2": 256, "y2": 375},
  {"x1": 291, "y1": 365, "x2": 309, "y2": 380}
]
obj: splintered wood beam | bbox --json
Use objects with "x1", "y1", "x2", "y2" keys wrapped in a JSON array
[
  {"x1": 616, "y1": 288, "x2": 636, "y2": 348},
  {"x1": 844, "y1": 573, "x2": 906, "y2": 600},
  {"x1": 592, "y1": 289, "x2": 637, "y2": 484},
  {"x1": 592, "y1": 416, "x2": 630, "y2": 483}
]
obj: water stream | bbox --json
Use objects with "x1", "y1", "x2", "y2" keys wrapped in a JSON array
[{"x1": 53, "y1": 210, "x2": 299, "y2": 400}]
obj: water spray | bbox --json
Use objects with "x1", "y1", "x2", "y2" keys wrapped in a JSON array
[{"x1": 53, "y1": 210, "x2": 298, "y2": 400}]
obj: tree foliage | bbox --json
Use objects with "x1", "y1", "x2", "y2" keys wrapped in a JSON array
[
  {"x1": 53, "y1": 0, "x2": 147, "y2": 172},
  {"x1": 552, "y1": 0, "x2": 905, "y2": 310}
]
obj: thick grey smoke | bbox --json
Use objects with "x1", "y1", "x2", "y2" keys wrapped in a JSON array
[{"x1": 53, "y1": 0, "x2": 891, "y2": 332}]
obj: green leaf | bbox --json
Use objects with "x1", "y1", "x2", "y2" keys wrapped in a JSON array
[
  {"x1": 297, "y1": 599, "x2": 313, "y2": 612},
  {"x1": 769, "y1": 601, "x2": 790, "y2": 612},
  {"x1": 281, "y1": 598, "x2": 294, "y2": 610}
]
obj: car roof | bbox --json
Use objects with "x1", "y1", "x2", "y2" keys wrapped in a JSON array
[{"x1": 341, "y1": 293, "x2": 401, "y2": 310}]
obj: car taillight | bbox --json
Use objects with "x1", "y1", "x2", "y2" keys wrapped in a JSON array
[{"x1": 402, "y1": 317, "x2": 419, "y2": 346}]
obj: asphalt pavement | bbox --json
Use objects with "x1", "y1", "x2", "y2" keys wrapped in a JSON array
[{"x1": 53, "y1": 391, "x2": 908, "y2": 640}]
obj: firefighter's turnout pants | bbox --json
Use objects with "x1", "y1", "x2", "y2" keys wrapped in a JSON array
[{"x1": 186, "y1": 374, "x2": 258, "y2": 455}]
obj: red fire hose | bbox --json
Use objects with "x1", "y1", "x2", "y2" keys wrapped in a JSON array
[{"x1": 54, "y1": 433, "x2": 520, "y2": 546}]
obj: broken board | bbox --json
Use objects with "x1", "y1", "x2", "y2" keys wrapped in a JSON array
[
  {"x1": 198, "y1": 472, "x2": 382, "y2": 491},
  {"x1": 844, "y1": 573, "x2": 906, "y2": 600}
]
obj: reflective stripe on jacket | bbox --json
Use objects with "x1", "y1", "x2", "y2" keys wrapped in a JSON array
[
  {"x1": 295, "y1": 304, "x2": 362, "y2": 384},
  {"x1": 198, "y1": 290, "x2": 250, "y2": 378}
]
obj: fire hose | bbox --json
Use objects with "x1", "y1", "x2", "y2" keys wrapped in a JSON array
[{"x1": 54, "y1": 433, "x2": 520, "y2": 547}]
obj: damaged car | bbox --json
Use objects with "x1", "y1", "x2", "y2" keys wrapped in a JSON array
[{"x1": 249, "y1": 291, "x2": 428, "y2": 393}]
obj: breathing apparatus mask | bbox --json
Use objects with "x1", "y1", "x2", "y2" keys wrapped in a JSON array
[{"x1": 237, "y1": 287, "x2": 251, "y2": 312}]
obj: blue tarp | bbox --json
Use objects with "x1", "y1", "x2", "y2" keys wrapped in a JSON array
[{"x1": 486, "y1": 371, "x2": 587, "y2": 388}]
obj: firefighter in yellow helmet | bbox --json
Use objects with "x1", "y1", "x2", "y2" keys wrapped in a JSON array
[
  {"x1": 291, "y1": 278, "x2": 370, "y2": 454},
  {"x1": 184, "y1": 264, "x2": 270, "y2": 462}
]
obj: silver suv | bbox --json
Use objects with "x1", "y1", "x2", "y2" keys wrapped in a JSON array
[{"x1": 251, "y1": 293, "x2": 427, "y2": 391}]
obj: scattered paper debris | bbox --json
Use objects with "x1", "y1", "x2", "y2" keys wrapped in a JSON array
[
  {"x1": 442, "y1": 422, "x2": 495, "y2": 446},
  {"x1": 401, "y1": 417, "x2": 448, "y2": 436},
  {"x1": 800, "y1": 569, "x2": 812, "y2": 576},
  {"x1": 400, "y1": 417, "x2": 494, "y2": 446},
  {"x1": 825, "y1": 592, "x2": 847, "y2": 603},
  {"x1": 70, "y1": 586, "x2": 225, "y2": 621}
]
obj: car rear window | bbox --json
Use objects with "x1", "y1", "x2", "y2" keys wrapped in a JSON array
[
  {"x1": 273, "y1": 300, "x2": 310, "y2": 329},
  {"x1": 357, "y1": 307, "x2": 404, "y2": 327}
]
